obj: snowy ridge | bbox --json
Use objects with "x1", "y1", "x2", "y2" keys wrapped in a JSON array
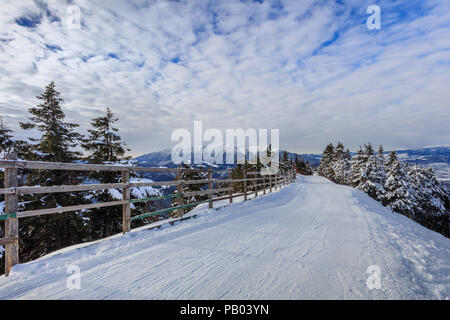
[{"x1": 0, "y1": 176, "x2": 448, "y2": 299}]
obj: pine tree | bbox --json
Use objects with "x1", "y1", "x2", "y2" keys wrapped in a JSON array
[
  {"x1": 294, "y1": 154, "x2": 311, "y2": 175},
  {"x1": 20, "y1": 82, "x2": 82, "y2": 162},
  {"x1": 358, "y1": 155, "x2": 386, "y2": 201},
  {"x1": 230, "y1": 163, "x2": 245, "y2": 193},
  {"x1": 364, "y1": 143, "x2": 374, "y2": 156},
  {"x1": 294, "y1": 154, "x2": 299, "y2": 172},
  {"x1": 348, "y1": 147, "x2": 366, "y2": 187},
  {"x1": 280, "y1": 150, "x2": 290, "y2": 174},
  {"x1": 345, "y1": 148, "x2": 351, "y2": 161},
  {"x1": 331, "y1": 142, "x2": 349, "y2": 184},
  {"x1": 407, "y1": 165, "x2": 449, "y2": 235},
  {"x1": 0, "y1": 118, "x2": 29, "y2": 159},
  {"x1": 378, "y1": 145, "x2": 384, "y2": 158},
  {"x1": 0, "y1": 120, "x2": 17, "y2": 187},
  {"x1": 354, "y1": 143, "x2": 386, "y2": 201},
  {"x1": 318, "y1": 143, "x2": 335, "y2": 180},
  {"x1": 305, "y1": 160, "x2": 313, "y2": 175},
  {"x1": 387, "y1": 150, "x2": 397, "y2": 166},
  {"x1": 334, "y1": 142, "x2": 345, "y2": 159},
  {"x1": 82, "y1": 107, "x2": 128, "y2": 163},
  {"x1": 384, "y1": 161, "x2": 418, "y2": 219},
  {"x1": 18, "y1": 81, "x2": 86, "y2": 262},
  {"x1": 81, "y1": 107, "x2": 134, "y2": 238},
  {"x1": 0, "y1": 117, "x2": 15, "y2": 156}
]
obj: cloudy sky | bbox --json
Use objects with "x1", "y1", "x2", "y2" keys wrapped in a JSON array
[{"x1": 0, "y1": 0, "x2": 449, "y2": 156}]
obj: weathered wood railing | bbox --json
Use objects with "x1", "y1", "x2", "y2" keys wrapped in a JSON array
[{"x1": 0, "y1": 155, "x2": 295, "y2": 276}]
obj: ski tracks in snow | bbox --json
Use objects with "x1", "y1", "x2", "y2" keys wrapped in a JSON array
[{"x1": 0, "y1": 175, "x2": 448, "y2": 299}]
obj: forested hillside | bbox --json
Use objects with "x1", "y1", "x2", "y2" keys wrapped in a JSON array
[{"x1": 318, "y1": 142, "x2": 449, "y2": 237}]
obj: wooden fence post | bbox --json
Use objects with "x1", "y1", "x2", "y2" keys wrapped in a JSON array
[
  {"x1": 263, "y1": 176, "x2": 266, "y2": 195},
  {"x1": 4, "y1": 153, "x2": 19, "y2": 277},
  {"x1": 229, "y1": 180, "x2": 233, "y2": 204},
  {"x1": 122, "y1": 171, "x2": 130, "y2": 234},
  {"x1": 243, "y1": 168, "x2": 247, "y2": 201},
  {"x1": 208, "y1": 168, "x2": 213, "y2": 209},
  {"x1": 176, "y1": 166, "x2": 183, "y2": 217},
  {"x1": 269, "y1": 174, "x2": 272, "y2": 193}
]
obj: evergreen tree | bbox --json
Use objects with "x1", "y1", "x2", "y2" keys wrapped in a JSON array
[
  {"x1": 294, "y1": 154, "x2": 312, "y2": 175},
  {"x1": 230, "y1": 163, "x2": 245, "y2": 193},
  {"x1": 347, "y1": 144, "x2": 386, "y2": 200},
  {"x1": 334, "y1": 142, "x2": 345, "y2": 159},
  {"x1": 348, "y1": 147, "x2": 366, "y2": 187},
  {"x1": 318, "y1": 143, "x2": 335, "y2": 180},
  {"x1": 378, "y1": 145, "x2": 384, "y2": 158},
  {"x1": 81, "y1": 107, "x2": 140, "y2": 238},
  {"x1": 359, "y1": 156, "x2": 386, "y2": 201},
  {"x1": 18, "y1": 81, "x2": 86, "y2": 262},
  {"x1": 305, "y1": 160, "x2": 313, "y2": 175},
  {"x1": 384, "y1": 161, "x2": 418, "y2": 219},
  {"x1": 0, "y1": 117, "x2": 15, "y2": 156},
  {"x1": 82, "y1": 107, "x2": 128, "y2": 163},
  {"x1": 316, "y1": 141, "x2": 448, "y2": 237},
  {"x1": 20, "y1": 82, "x2": 82, "y2": 162},
  {"x1": 364, "y1": 143, "x2": 374, "y2": 156},
  {"x1": 387, "y1": 150, "x2": 397, "y2": 166},
  {"x1": 0, "y1": 118, "x2": 29, "y2": 159},
  {"x1": 345, "y1": 148, "x2": 351, "y2": 161},
  {"x1": 280, "y1": 150, "x2": 290, "y2": 174},
  {"x1": 331, "y1": 142, "x2": 349, "y2": 184},
  {"x1": 407, "y1": 165, "x2": 449, "y2": 235}
]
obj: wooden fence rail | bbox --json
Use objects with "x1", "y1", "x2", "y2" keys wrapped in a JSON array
[{"x1": 0, "y1": 156, "x2": 296, "y2": 276}]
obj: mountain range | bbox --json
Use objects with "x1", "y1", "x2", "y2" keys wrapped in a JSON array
[{"x1": 134, "y1": 146, "x2": 450, "y2": 184}]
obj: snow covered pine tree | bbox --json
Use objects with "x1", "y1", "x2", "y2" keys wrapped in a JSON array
[
  {"x1": 318, "y1": 143, "x2": 335, "y2": 181},
  {"x1": 18, "y1": 81, "x2": 86, "y2": 263}
]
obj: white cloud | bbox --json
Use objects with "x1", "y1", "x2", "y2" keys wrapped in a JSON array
[{"x1": 0, "y1": 0, "x2": 449, "y2": 155}]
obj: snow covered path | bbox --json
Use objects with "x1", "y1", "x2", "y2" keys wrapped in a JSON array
[{"x1": 0, "y1": 175, "x2": 449, "y2": 299}]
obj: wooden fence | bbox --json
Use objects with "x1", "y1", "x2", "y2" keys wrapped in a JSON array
[{"x1": 0, "y1": 154, "x2": 295, "y2": 276}]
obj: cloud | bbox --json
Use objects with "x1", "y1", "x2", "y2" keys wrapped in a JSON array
[{"x1": 0, "y1": 0, "x2": 449, "y2": 156}]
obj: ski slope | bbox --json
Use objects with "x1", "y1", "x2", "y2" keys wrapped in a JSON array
[{"x1": 0, "y1": 175, "x2": 449, "y2": 299}]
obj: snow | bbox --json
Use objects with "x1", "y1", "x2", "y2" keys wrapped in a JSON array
[
  {"x1": 106, "y1": 178, "x2": 161, "y2": 200},
  {"x1": 0, "y1": 175, "x2": 449, "y2": 299}
]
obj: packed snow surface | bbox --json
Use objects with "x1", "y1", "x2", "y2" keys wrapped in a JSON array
[{"x1": 0, "y1": 176, "x2": 449, "y2": 299}]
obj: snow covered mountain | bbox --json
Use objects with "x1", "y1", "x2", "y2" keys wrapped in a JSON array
[
  {"x1": 134, "y1": 148, "x2": 303, "y2": 181},
  {"x1": 134, "y1": 146, "x2": 450, "y2": 183},
  {"x1": 134, "y1": 148, "x2": 175, "y2": 167},
  {"x1": 0, "y1": 175, "x2": 448, "y2": 299}
]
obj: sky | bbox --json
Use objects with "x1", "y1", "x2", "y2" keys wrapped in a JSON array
[{"x1": 0, "y1": 0, "x2": 449, "y2": 156}]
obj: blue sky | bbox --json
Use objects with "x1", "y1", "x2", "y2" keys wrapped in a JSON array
[{"x1": 0, "y1": 0, "x2": 449, "y2": 155}]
